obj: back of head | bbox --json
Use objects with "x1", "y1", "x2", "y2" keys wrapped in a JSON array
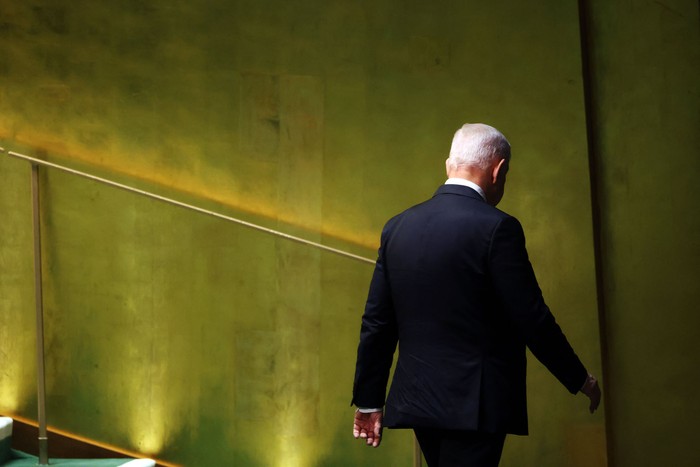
[{"x1": 447, "y1": 123, "x2": 511, "y2": 171}]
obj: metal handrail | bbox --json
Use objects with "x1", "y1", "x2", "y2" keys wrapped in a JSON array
[
  {"x1": 0, "y1": 147, "x2": 424, "y2": 466},
  {"x1": 3, "y1": 149, "x2": 375, "y2": 265}
]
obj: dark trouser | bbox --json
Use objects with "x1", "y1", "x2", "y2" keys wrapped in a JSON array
[{"x1": 413, "y1": 428, "x2": 506, "y2": 467}]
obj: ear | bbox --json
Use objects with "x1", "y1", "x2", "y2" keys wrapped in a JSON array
[
  {"x1": 445, "y1": 158, "x2": 451, "y2": 176},
  {"x1": 491, "y1": 158, "x2": 507, "y2": 184}
]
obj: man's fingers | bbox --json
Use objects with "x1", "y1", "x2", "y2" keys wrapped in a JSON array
[
  {"x1": 353, "y1": 410, "x2": 383, "y2": 447},
  {"x1": 357, "y1": 426, "x2": 381, "y2": 447},
  {"x1": 581, "y1": 374, "x2": 602, "y2": 414},
  {"x1": 370, "y1": 421, "x2": 382, "y2": 447},
  {"x1": 366, "y1": 433, "x2": 380, "y2": 447},
  {"x1": 354, "y1": 423, "x2": 371, "y2": 439},
  {"x1": 587, "y1": 385, "x2": 601, "y2": 413}
]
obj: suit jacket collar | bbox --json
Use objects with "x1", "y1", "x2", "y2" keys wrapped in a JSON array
[{"x1": 433, "y1": 183, "x2": 486, "y2": 203}]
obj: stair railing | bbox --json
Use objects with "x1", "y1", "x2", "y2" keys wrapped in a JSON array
[{"x1": 1, "y1": 147, "x2": 423, "y2": 467}]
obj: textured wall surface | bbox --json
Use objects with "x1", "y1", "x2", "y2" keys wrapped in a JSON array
[
  {"x1": 1, "y1": 1, "x2": 605, "y2": 466},
  {"x1": 587, "y1": 1, "x2": 700, "y2": 466}
]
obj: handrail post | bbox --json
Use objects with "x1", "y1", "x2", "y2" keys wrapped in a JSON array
[{"x1": 31, "y1": 163, "x2": 49, "y2": 465}]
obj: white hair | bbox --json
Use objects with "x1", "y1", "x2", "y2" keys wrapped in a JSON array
[{"x1": 446, "y1": 123, "x2": 511, "y2": 171}]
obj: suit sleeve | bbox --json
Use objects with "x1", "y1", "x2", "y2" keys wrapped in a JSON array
[
  {"x1": 351, "y1": 228, "x2": 399, "y2": 408},
  {"x1": 489, "y1": 215, "x2": 588, "y2": 394}
]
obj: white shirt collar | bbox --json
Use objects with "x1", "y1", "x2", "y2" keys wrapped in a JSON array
[{"x1": 444, "y1": 178, "x2": 486, "y2": 201}]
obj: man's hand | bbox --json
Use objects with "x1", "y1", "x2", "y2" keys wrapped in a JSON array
[
  {"x1": 581, "y1": 373, "x2": 602, "y2": 413},
  {"x1": 353, "y1": 410, "x2": 384, "y2": 447}
]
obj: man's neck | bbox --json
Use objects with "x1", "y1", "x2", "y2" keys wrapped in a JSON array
[{"x1": 444, "y1": 178, "x2": 486, "y2": 201}]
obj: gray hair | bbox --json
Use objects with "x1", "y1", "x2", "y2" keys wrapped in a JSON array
[{"x1": 446, "y1": 123, "x2": 511, "y2": 171}]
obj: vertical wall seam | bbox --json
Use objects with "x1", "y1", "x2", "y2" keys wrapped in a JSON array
[{"x1": 577, "y1": 1, "x2": 615, "y2": 465}]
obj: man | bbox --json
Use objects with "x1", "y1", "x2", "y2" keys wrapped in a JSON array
[{"x1": 351, "y1": 123, "x2": 601, "y2": 466}]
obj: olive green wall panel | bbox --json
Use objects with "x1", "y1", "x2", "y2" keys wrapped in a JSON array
[
  {"x1": 586, "y1": 1, "x2": 700, "y2": 466},
  {"x1": 0, "y1": 157, "x2": 36, "y2": 417},
  {"x1": 0, "y1": 1, "x2": 604, "y2": 466},
  {"x1": 29, "y1": 169, "x2": 414, "y2": 466}
]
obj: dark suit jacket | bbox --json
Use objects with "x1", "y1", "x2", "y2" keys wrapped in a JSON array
[{"x1": 352, "y1": 184, "x2": 587, "y2": 435}]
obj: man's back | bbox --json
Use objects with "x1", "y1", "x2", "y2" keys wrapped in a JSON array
[{"x1": 379, "y1": 183, "x2": 531, "y2": 434}]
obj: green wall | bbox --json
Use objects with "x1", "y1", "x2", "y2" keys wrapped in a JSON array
[
  {"x1": 587, "y1": 1, "x2": 700, "y2": 466},
  {"x1": 14, "y1": 0, "x2": 700, "y2": 465}
]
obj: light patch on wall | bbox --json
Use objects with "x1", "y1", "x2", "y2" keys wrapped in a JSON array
[
  {"x1": 119, "y1": 284, "x2": 170, "y2": 456},
  {"x1": 0, "y1": 376, "x2": 24, "y2": 413},
  {"x1": 122, "y1": 331, "x2": 169, "y2": 456},
  {"x1": 0, "y1": 291, "x2": 35, "y2": 414},
  {"x1": 276, "y1": 428, "x2": 303, "y2": 467},
  {"x1": 273, "y1": 401, "x2": 317, "y2": 467},
  {"x1": 0, "y1": 332, "x2": 32, "y2": 413},
  {"x1": 128, "y1": 399, "x2": 166, "y2": 455}
]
